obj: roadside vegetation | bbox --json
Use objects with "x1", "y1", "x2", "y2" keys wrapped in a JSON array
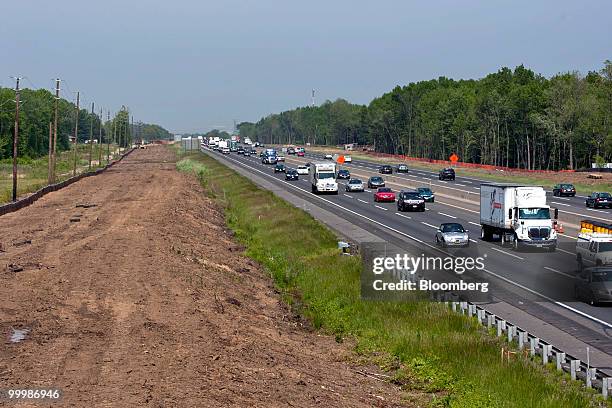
[
  {"x1": 177, "y1": 150, "x2": 607, "y2": 408},
  {"x1": 237, "y1": 61, "x2": 611, "y2": 172},
  {"x1": 0, "y1": 144, "x2": 119, "y2": 203}
]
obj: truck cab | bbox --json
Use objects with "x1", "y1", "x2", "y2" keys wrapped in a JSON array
[
  {"x1": 576, "y1": 220, "x2": 612, "y2": 269},
  {"x1": 310, "y1": 162, "x2": 338, "y2": 194}
]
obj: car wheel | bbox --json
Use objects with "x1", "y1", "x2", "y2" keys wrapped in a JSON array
[
  {"x1": 420, "y1": 207, "x2": 425, "y2": 212},
  {"x1": 513, "y1": 235, "x2": 519, "y2": 250},
  {"x1": 549, "y1": 245, "x2": 556, "y2": 253},
  {"x1": 577, "y1": 255, "x2": 584, "y2": 271},
  {"x1": 589, "y1": 292, "x2": 597, "y2": 306},
  {"x1": 574, "y1": 286, "x2": 581, "y2": 301},
  {"x1": 500, "y1": 233, "x2": 506, "y2": 246}
]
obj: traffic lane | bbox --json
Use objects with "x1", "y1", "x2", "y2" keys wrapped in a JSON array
[
  {"x1": 227, "y1": 151, "x2": 612, "y2": 327},
  {"x1": 235, "y1": 153, "x2": 594, "y2": 314},
  {"x1": 303, "y1": 152, "x2": 612, "y2": 220}
]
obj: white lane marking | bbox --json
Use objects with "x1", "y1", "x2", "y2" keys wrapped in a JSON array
[
  {"x1": 357, "y1": 199, "x2": 368, "y2": 204},
  {"x1": 556, "y1": 248, "x2": 575, "y2": 256},
  {"x1": 455, "y1": 183, "x2": 466, "y2": 187},
  {"x1": 438, "y1": 212, "x2": 457, "y2": 219},
  {"x1": 218, "y1": 153, "x2": 612, "y2": 329},
  {"x1": 473, "y1": 187, "x2": 480, "y2": 190},
  {"x1": 587, "y1": 208, "x2": 607, "y2": 213},
  {"x1": 489, "y1": 247, "x2": 524, "y2": 260},
  {"x1": 425, "y1": 207, "x2": 431, "y2": 211},
  {"x1": 559, "y1": 234, "x2": 577, "y2": 240},
  {"x1": 468, "y1": 221, "x2": 480, "y2": 226},
  {"x1": 544, "y1": 266, "x2": 574, "y2": 279},
  {"x1": 375, "y1": 205, "x2": 388, "y2": 211},
  {"x1": 463, "y1": 180, "x2": 473, "y2": 184},
  {"x1": 551, "y1": 201, "x2": 571, "y2": 207},
  {"x1": 438, "y1": 180, "x2": 448, "y2": 184},
  {"x1": 343, "y1": 194, "x2": 353, "y2": 199},
  {"x1": 365, "y1": 189, "x2": 372, "y2": 193},
  {"x1": 469, "y1": 239, "x2": 478, "y2": 243},
  {"x1": 395, "y1": 212, "x2": 412, "y2": 219},
  {"x1": 555, "y1": 197, "x2": 570, "y2": 201},
  {"x1": 421, "y1": 222, "x2": 438, "y2": 229}
]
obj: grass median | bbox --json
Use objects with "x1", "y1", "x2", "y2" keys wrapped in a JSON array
[{"x1": 177, "y1": 149, "x2": 605, "y2": 408}]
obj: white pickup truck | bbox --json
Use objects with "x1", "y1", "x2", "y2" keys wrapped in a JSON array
[
  {"x1": 310, "y1": 162, "x2": 338, "y2": 194},
  {"x1": 480, "y1": 183, "x2": 558, "y2": 251},
  {"x1": 576, "y1": 220, "x2": 612, "y2": 269}
]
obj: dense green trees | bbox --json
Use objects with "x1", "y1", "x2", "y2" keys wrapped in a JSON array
[
  {"x1": 240, "y1": 61, "x2": 611, "y2": 170},
  {"x1": 0, "y1": 87, "x2": 171, "y2": 160}
]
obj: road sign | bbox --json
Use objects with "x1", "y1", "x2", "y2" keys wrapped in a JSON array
[
  {"x1": 449, "y1": 153, "x2": 459, "y2": 163},
  {"x1": 337, "y1": 155, "x2": 345, "y2": 164}
]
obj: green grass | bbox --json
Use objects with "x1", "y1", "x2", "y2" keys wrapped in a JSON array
[
  {"x1": 0, "y1": 144, "x2": 120, "y2": 203},
  {"x1": 176, "y1": 149, "x2": 607, "y2": 408}
]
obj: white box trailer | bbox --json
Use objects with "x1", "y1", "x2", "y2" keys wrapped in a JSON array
[
  {"x1": 480, "y1": 183, "x2": 557, "y2": 250},
  {"x1": 310, "y1": 162, "x2": 338, "y2": 194}
]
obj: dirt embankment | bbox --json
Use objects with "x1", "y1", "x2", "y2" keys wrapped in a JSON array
[{"x1": 0, "y1": 146, "x2": 406, "y2": 407}]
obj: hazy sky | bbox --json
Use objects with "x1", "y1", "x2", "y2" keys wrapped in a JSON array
[{"x1": 1, "y1": 1, "x2": 610, "y2": 133}]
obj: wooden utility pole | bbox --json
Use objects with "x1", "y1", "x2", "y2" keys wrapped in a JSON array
[
  {"x1": 51, "y1": 78, "x2": 60, "y2": 183},
  {"x1": 47, "y1": 122, "x2": 53, "y2": 181},
  {"x1": 88, "y1": 102, "x2": 94, "y2": 169},
  {"x1": 106, "y1": 111, "x2": 111, "y2": 163},
  {"x1": 98, "y1": 108, "x2": 103, "y2": 166},
  {"x1": 112, "y1": 114, "x2": 117, "y2": 159},
  {"x1": 11, "y1": 77, "x2": 21, "y2": 202},
  {"x1": 72, "y1": 91, "x2": 80, "y2": 176}
]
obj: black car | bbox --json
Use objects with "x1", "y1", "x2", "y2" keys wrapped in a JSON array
[
  {"x1": 574, "y1": 267, "x2": 612, "y2": 305},
  {"x1": 396, "y1": 164, "x2": 409, "y2": 173},
  {"x1": 337, "y1": 169, "x2": 351, "y2": 179},
  {"x1": 237, "y1": 147, "x2": 245, "y2": 154},
  {"x1": 379, "y1": 165, "x2": 393, "y2": 174},
  {"x1": 250, "y1": 149, "x2": 257, "y2": 155},
  {"x1": 586, "y1": 192, "x2": 612, "y2": 208},
  {"x1": 274, "y1": 164, "x2": 286, "y2": 173},
  {"x1": 439, "y1": 168, "x2": 455, "y2": 181},
  {"x1": 417, "y1": 187, "x2": 435, "y2": 202},
  {"x1": 397, "y1": 191, "x2": 425, "y2": 212},
  {"x1": 285, "y1": 169, "x2": 299, "y2": 180},
  {"x1": 553, "y1": 183, "x2": 576, "y2": 197},
  {"x1": 368, "y1": 176, "x2": 385, "y2": 189}
]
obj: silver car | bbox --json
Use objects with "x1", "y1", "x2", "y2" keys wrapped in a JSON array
[
  {"x1": 574, "y1": 267, "x2": 612, "y2": 305},
  {"x1": 435, "y1": 223, "x2": 469, "y2": 248},
  {"x1": 345, "y1": 178, "x2": 365, "y2": 192}
]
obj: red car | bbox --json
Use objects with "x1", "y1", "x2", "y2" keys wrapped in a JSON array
[
  {"x1": 297, "y1": 151, "x2": 305, "y2": 157},
  {"x1": 374, "y1": 187, "x2": 396, "y2": 202}
]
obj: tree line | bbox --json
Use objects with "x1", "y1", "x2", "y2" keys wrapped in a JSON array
[
  {"x1": 0, "y1": 86, "x2": 172, "y2": 161},
  {"x1": 238, "y1": 61, "x2": 611, "y2": 170}
]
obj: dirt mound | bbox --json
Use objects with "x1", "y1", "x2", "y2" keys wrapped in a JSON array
[{"x1": 0, "y1": 146, "x2": 407, "y2": 407}]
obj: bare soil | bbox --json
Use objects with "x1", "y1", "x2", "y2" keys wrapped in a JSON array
[{"x1": 0, "y1": 146, "x2": 407, "y2": 407}]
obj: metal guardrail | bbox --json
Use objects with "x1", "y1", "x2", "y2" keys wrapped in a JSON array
[
  {"x1": 445, "y1": 299, "x2": 611, "y2": 400},
  {"x1": 0, "y1": 148, "x2": 134, "y2": 217}
]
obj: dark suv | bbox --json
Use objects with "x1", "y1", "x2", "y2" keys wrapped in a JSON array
[
  {"x1": 586, "y1": 192, "x2": 611, "y2": 208},
  {"x1": 368, "y1": 176, "x2": 385, "y2": 189},
  {"x1": 553, "y1": 184, "x2": 576, "y2": 197},
  {"x1": 379, "y1": 165, "x2": 393, "y2": 174},
  {"x1": 439, "y1": 168, "x2": 455, "y2": 181},
  {"x1": 397, "y1": 191, "x2": 425, "y2": 212}
]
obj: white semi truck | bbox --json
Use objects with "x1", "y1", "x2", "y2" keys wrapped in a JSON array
[
  {"x1": 218, "y1": 139, "x2": 230, "y2": 154},
  {"x1": 310, "y1": 162, "x2": 338, "y2": 194},
  {"x1": 480, "y1": 183, "x2": 557, "y2": 251}
]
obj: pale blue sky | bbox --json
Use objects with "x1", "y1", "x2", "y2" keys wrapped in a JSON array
[{"x1": 1, "y1": 0, "x2": 610, "y2": 133}]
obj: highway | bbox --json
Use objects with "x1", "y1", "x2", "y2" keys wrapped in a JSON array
[{"x1": 203, "y1": 147, "x2": 612, "y2": 374}]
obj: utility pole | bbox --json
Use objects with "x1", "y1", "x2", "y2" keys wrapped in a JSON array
[
  {"x1": 51, "y1": 78, "x2": 60, "y2": 184},
  {"x1": 106, "y1": 111, "x2": 111, "y2": 163},
  {"x1": 98, "y1": 107, "x2": 103, "y2": 166},
  {"x1": 48, "y1": 122, "x2": 52, "y2": 181},
  {"x1": 112, "y1": 114, "x2": 117, "y2": 159},
  {"x1": 11, "y1": 77, "x2": 21, "y2": 202},
  {"x1": 88, "y1": 102, "x2": 94, "y2": 169},
  {"x1": 72, "y1": 91, "x2": 80, "y2": 176}
]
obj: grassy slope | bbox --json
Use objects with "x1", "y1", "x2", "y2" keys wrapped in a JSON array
[
  {"x1": 177, "y1": 149, "x2": 605, "y2": 408},
  {"x1": 0, "y1": 144, "x2": 120, "y2": 203}
]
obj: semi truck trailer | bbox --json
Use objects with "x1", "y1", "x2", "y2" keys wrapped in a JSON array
[{"x1": 480, "y1": 183, "x2": 557, "y2": 251}]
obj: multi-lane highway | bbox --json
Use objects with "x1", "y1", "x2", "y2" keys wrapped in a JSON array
[{"x1": 203, "y1": 146, "x2": 612, "y2": 374}]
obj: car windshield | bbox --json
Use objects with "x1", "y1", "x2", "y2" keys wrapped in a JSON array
[
  {"x1": 339, "y1": 170, "x2": 349, "y2": 174},
  {"x1": 349, "y1": 179, "x2": 362, "y2": 184},
  {"x1": 298, "y1": 166, "x2": 306, "y2": 169},
  {"x1": 371, "y1": 177, "x2": 382, "y2": 182},
  {"x1": 591, "y1": 270, "x2": 612, "y2": 282},
  {"x1": 418, "y1": 188, "x2": 432, "y2": 194},
  {"x1": 318, "y1": 172, "x2": 335, "y2": 179},
  {"x1": 441, "y1": 224, "x2": 465, "y2": 233},
  {"x1": 378, "y1": 188, "x2": 392, "y2": 193},
  {"x1": 518, "y1": 208, "x2": 551, "y2": 219},
  {"x1": 560, "y1": 184, "x2": 574, "y2": 189},
  {"x1": 404, "y1": 192, "x2": 420, "y2": 198},
  {"x1": 598, "y1": 193, "x2": 611, "y2": 198},
  {"x1": 287, "y1": 170, "x2": 297, "y2": 175}
]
